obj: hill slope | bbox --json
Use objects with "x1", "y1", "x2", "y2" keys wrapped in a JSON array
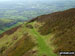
[
  {"x1": 0, "y1": 19, "x2": 22, "y2": 34},
  {"x1": 0, "y1": 8, "x2": 75, "y2": 56},
  {"x1": 29, "y1": 8, "x2": 75, "y2": 54}
]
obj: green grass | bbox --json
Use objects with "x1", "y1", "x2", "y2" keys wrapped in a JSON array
[
  {"x1": 0, "y1": 22, "x2": 23, "y2": 50},
  {"x1": 0, "y1": 22, "x2": 36, "y2": 56},
  {"x1": 0, "y1": 21, "x2": 57, "y2": 56},
  {"x1": 26, "y1": 22, "x2": 57, "y2": 56},
  {"x1": 0, "y1": 30, "x2": 4, "y2": 34},
  {"x1": 6, "y1": 35, "x2": 35, "y2": 56},
  {"x1": 0, "y1": 19, "x2": 13, "y2": 23},
  {"x1": 0, "y1": 22, "x2": 22, "y2": 34}
]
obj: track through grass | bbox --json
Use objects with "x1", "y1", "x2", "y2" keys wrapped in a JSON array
[{"x1": 28, "y1": 22, "x2": 57, "y2": 56}]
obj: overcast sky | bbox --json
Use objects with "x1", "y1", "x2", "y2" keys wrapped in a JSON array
[
  {"x1": 0, "y1": 0, "x2": 10, "y2": 1},
  {"x1": 0, "y1": 0, "x2": 74, "y2": 1},
  {"x1": 0, "y1": 0, "x2": 74, "y2": 3}
]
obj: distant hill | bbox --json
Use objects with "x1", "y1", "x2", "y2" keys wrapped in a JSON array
[{"x1": 0, "y1": 8, "x2": 75, "y2": 56}]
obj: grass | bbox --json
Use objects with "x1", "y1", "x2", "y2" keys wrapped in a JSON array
[
  {"x1": 6, "y1": 35, "x2": 35, "y2": 56},
  {"x1": 26, "y1": 22, "x2": 57, "y2": 56},
  {"x1": 0, "y1": 30, "x2": 4, "y2": 34},
  {"x1": 0, "y1": 22, "x2": 23, "y2": 52},
  {"x1": 0, "y1": 22, "x2": 36, "y2": 56},
  {"x1": 0, "y1": 19, "x2": 13, "y2": 23},
  {"x1": 0, "y1": 22, "x2": 22, "y2": 34},
  {"x1": 0, "y1": 21, "x2": 57, "y2": 56}
]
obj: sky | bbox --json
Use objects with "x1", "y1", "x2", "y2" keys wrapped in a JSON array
[
  {"x1": 0, "y1": 0, "x2": 74, "y2": 1},
  {"x1": 0, "y1": 0, "x2": 70, "y2": 2},
  {"x1": 0, "y1": 0, "x2": 62, "y2": 3},
  {"x1": 0, "y1": 0, "x2": 13, "y2": 2},
  {"x1": 0, "y1": 0, "x2": 10, "y2": 1},
  {"x1": 0, "y1": 0, "x2": 75, "y2": 4}
]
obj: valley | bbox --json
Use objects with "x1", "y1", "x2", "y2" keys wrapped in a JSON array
[
  {"x1": 0, "y1": 0, "x2": 75, "y2": 34},
  {"x1": 0, "y1": 19, "x2": 22, "y2": 34}
]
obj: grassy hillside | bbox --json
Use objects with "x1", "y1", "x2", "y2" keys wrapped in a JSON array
[
  {"x1": 0, "y1": 8, "x2": 75, "y2": 56},
  {"x1": 29, "y1": 8, "x2": 75, "y2": 55},
  {"x1": 0, "y1": 23, "x2": 36, "y2": 56},
  {"x1": 0, "y1": 22, "x2": 57, "y2": 56},
  {"x1": 0, "y1": 19, "x2": 22, "y2": 34}
]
